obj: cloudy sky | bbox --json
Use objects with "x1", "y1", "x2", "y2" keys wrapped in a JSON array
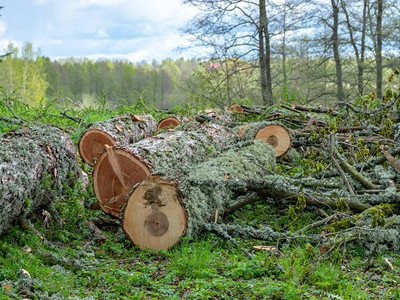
[{"x1": 0, "y1": 0, "x2": 200, "y2": 62}]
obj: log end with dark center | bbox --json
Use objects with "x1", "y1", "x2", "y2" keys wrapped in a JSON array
[
  {"x1": 122, "y1": 175, "x2": 187, "y2": 251},
  {"x1": 255, "y1": 124, "x2": 291, "y2": 157}
]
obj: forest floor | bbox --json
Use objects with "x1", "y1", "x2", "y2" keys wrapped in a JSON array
[{"x1": 1, "y1": 100, "x2": 400, "y2": 299}]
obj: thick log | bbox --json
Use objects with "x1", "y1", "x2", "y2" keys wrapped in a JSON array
[
  {"x1": 122, "y1": 141, "x2": 276, "y2": 251},
  {"x1": 92, "y1": 123, "x2": 237, "y2": 217},
  {"x1": 235, "y1": 122, "x2": 292, "y2": 157},
  {"x1": 0, "y1": 125, "x2": 80, "y2": 236},
  {"x1": 78, "y1": 113, "x2": 156, "y2": 166}
]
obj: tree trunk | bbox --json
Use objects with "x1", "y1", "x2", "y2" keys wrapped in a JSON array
[
  {"x1": 122, "y1": 141, "x2": 276, "y2": 251},
  {"x1": 263, "y1": 7, "x2": 274, "y2": 106},
  {"x1": 0, "y1": 125, "x2": 80, "y2": 236},
  {"x1": 92, "y1": 123, "x2": 237, "y2": 217},
  {"x1": 78, "y1": 113, "x2": 156, "y2": 166},
  {"x1": 341, "y1": 0, "x2": 367, "y2": 95},
  {"x1": 376, "y1": 0, "x2": 383, "y2": 99},
  {"x1": 331, "y1": 0, "x2": 345, "y2": 105},
  {"x1": 259, "y1": 0, "x2": 269, "y2": 106}
]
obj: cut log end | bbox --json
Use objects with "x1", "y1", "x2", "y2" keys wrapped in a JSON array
[
  {"x1": 93, "y1": 148, "x2": 151, "y2": 217},
  {"x1": 78, "y1": 129, "x2": 117, "y2": 166},
  {"x1": 227, "y1": 103, "x2": 244, "y2": 112},
  {"x1": 122, "y1": 176, "x2": 187, "y2": 251},
  {"x1": 157, "y1": 117, "x2": 181, "y2": 130},
  {"x1": 254, "y1": 124, "x2": 291, "y2": 157}
]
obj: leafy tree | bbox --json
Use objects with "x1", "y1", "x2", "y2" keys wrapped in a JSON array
[{"x1": 0, "y1": 42, "x2": 48, "y2": 106}]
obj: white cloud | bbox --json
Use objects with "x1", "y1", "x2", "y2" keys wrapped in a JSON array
[
  {"x1": 95, "y1": 29, "x2": 109, "y2": 38},
  {"x1": 34, "y1": 0, "x2": 50, "y2": 5},
  {"x1": 79, "y1": 0, "x2": 126, "y2": 7},
  {"x1": 0, "y1": 0, "x2": 201, "y2": 62},
  {"x1": 0, "y1": 21, "x2": 7, "y2": 37}
]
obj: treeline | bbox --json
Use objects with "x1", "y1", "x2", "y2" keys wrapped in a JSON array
[
  {"x1": 0, "y1": 42, "x2": 201, "y2": 108},
  {"x1": 0, "y1": 40, "x2": 398, "y2": 110}
]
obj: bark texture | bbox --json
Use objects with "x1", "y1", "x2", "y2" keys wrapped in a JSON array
[
  {"x1": 78, "y1": 113, "x2": 157, "y2": 166},
  {"x1": 0, "y1": 125, "x2": 80, "y2": 236},
  {"x1": 122, "y1": 141, "x2": 276, "y2": 250},
  {"x1": 93, "y1": 123, "x2": 237, "y2": 217}
]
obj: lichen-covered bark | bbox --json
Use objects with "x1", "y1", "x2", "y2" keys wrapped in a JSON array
[
  {"x1": 177, "y1": 140, "x2": 276, "y2": 238},
  {"x1": 122, "y1": 123, "x2": 237, "y2": 174},
  {"x1": 78, "y1": 113, "x2": 157, "y2": 165},
  {"x1": 0, "y1": 125, "x2": 80, "y2": 236},
  {"x1": 124, "y1": 140, "x2": 277, "y2": 249}
]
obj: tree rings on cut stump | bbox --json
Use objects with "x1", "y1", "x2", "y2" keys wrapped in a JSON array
[
  {"x1": 79, "y1": 129, "x2": 117, "y2": 166},
  {"x1": 255, "y1": 124, "x2": 291, "y2": 157},
  {"x1": 157, "y1": 117, "x2": 181, "y2": 130},
  {"x1": 93, "y1": 147, "x2": 151, "y2": 217},
  {"x1": 227, "y1": 103, "x2": 244, "y2": 112},
  {"x1": 122, "y1": 176, "x2": 187, "y2": 251}
]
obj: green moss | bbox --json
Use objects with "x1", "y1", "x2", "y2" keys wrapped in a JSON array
[{"x1": 327, "y1": 218, "x2": 354, "y2": 232}]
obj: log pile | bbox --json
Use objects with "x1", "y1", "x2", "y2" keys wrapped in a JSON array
[
  {"x1": 3, "y1": 92, "x2": 400, "y2": 257},
  {"x1": 77, "y1": 100, "x2": 400, "y2": 253}
]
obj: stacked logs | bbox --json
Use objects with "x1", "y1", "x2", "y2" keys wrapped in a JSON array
[
  {"x1": 80, "y1": 111, "x2": 291, "y2": 250},
  {"x1": 91, "y1": 121, "x2": 291, "y2": 217}
]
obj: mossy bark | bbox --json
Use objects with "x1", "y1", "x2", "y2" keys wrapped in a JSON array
[
  {"x1": 93, "y1": 123, "x2": 237, "y2": 217},
  {"x1": 0, "y1": 125, "x2": 80, "y2": 236},
  {"x1": 78, "y1": 113, "x2": 157, "y2": 166},
  {"x1": 122, "y1": 141, "x2": 277, "y2": 250}
]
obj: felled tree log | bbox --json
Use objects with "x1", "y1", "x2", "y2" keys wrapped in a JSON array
[
  {"x1": 122, "y1": 141, "x2": 276, "y2": 251},
  {"x1": 0, "y1": 125, "x2": 80, "y2": 236},
  {"x1": 92, "y1": 123, "x2": 237, "y2": 217},
  {"x1": 157, "y1": 116, "x2": 182, "y2": 130},
  {"x1": 235, "y1": 122, "x2": 292, "y2": 157},
  {"x1": 78, "y1": 113, "x2": 156, "y2": 166}
]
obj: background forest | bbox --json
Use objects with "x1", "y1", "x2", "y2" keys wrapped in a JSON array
[{"x1": 0, "y1": 0, "x2": 399, "y2": 110}]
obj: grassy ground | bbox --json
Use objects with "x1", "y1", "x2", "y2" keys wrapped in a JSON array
[{"x1": 1, "y1": 103, "x2": 399, "y2": 299}]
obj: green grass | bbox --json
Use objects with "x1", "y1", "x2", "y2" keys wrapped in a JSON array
[{"x1": 1, "y1": 101, "x2": 400, "y2": 299}]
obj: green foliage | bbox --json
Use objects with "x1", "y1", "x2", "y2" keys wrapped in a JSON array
[{"x1": 168, "y1": 239, "x2": 221, "y2": 279}]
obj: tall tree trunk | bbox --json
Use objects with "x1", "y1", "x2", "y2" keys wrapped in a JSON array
[
  {"x1": 331, "y1": 0, "x2": 346, "y2": 105},
  {"x1": 376, "y1": 0, "x2": 383, "y2": 99},
  {"x1": 341, "y1": 0, "x2": 367, "y2": 95},
  {"x1": 360, "y1": 0, "x2": 367, "y2": 96},
  {"x1": 259, "y1": 0, "x2": 269, "y2": 106},
  {"x1": 263, "y1": 10, "x2": 274, "y2": 106}
]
